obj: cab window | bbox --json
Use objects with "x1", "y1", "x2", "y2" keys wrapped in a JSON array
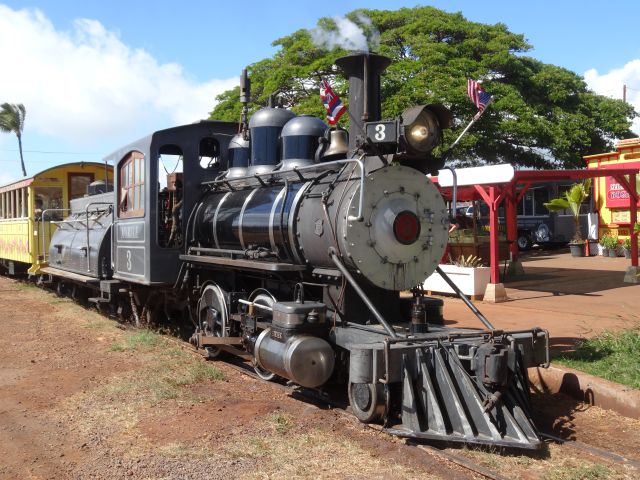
[
  {"x1": 118, "y1": 151, "x2": 145, "y2": 218},
  {"x1": 199, "y1": 137, "x2": 220, "y2": 169},
  {"x1": 157, "y1": 145, "x2": 183, "y2": 248}
]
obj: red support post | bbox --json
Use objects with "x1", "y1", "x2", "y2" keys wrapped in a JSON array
[
  {"x1": 613, "y1": 172, "x2": 639, "y2": 268},
  {"x1": 506, "y1": 185, "x2": 518, "y2": 261},
  {"x1": 489, "y1": 186, "x2": 500, "y2": 284},
  {"x1": 630, "y1": 173, "x2": 638, "y2": 267}
]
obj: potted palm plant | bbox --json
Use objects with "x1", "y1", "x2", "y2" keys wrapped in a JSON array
[
  {"x1": 623, "y1": 237, "x2": 632, "y2": 259},
  {"x1": 544, "y1": 179, "x2": 592, "y2": 257}
]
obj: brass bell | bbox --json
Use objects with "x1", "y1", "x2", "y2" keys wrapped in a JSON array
[{"x1": 322, "y1": 128, "x2": 349, "y2": 160}]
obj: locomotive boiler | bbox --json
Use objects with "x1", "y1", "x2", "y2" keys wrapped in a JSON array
[{"x1": 45, "y1": 52, "x2": 549, "y2": 450}]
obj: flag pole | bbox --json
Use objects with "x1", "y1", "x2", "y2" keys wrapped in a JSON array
[{"x1": 443, "y1": 96, "x2": 493, "y2": 158}]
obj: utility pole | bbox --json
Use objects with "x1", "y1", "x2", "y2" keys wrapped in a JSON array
[{"x1": 623, "y1": 84, "x2": 627, "y2": 103}]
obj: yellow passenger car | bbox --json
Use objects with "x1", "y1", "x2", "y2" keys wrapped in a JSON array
[{"x1": 0, "y1": 162, "x2": 113, "y2": 275}]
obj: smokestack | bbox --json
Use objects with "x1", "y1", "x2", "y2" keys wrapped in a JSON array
[{"x1": 335, "y1": 52, "x2": 391, "y2": 151}]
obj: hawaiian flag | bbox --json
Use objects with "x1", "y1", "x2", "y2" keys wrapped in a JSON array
[
  {"x1": 467, "y1": 79, "x2": 493, "y2": 119},
  {"x1": 320, "y1": 78, "x2": 346, "y2": 125}
]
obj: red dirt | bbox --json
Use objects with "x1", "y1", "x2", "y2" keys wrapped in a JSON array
[
  {"x1": 443, "y1": 249, "x2": 640, "y2": 352},
  {"x1": 0, "y1": 273, "x2": 639, "y2": 479}
]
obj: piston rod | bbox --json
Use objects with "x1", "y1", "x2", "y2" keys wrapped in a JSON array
[
  {"x1": 435, "y1": 266, "x2": 494, "y2": 330},
  {"x1": 328, "y1": 247, "x2": 398, "y2": 338}
]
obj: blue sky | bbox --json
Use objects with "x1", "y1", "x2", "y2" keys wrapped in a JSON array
[{"x1": 1, "y1": 1, "x2": 640, "y2": 183}]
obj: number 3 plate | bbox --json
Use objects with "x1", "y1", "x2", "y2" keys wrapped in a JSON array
[{"x1": 365, "y1": 120, "x2": 397, "y2": 144}]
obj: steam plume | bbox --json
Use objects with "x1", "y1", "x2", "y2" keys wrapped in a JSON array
[{"x1": 309, "y1": 14, "x2": 380, "y2": 52}]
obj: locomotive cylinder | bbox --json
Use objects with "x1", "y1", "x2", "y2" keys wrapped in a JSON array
[{"x1": 254, "y1": 329, "x2": 335, "y2": 388}]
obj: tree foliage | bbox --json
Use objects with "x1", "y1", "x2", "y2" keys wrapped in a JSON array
[
  {"x1": 210, "y1": 7, "x2": 636, "y2": 169},
  {"x1": 0, "y1": 103, "x2": 27, "y2": 177}
]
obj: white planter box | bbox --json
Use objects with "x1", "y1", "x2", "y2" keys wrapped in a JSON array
[{"x1": 424, "y1": 265, "x2": 491, "y2": 298}]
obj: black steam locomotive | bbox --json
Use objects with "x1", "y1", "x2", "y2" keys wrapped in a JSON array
[{"x1": 44, "y1": 53, "x2": 549, "y2": 449}]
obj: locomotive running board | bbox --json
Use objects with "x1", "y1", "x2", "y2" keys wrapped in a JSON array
[
  {"x1": 180, "y1": 254, "x2": 306, "y2": 272},
  {"x1": 387, "y1": 347, "x2": 542, "y2": 450}
]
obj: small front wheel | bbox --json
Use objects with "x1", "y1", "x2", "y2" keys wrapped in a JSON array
[{"x1": 348, "y1": 382, "x2": 389, "y2": 423}]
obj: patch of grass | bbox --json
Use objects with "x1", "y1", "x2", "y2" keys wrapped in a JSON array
[
  {"x1": 268, "y1": 411, "x2": 293, "y2": 434},
  {"x1": 225, "y1": 430, "x2": 429, "y2": 479},
  {"x1": 554, "y1": 328, "x2": 640, "y2": 389},
  {"x1": 178, "y1": 361, "x2": 225, "y2": 384},
  {"x1": 146, "y1": 362, "x2": 223, "y2": 403},
  {"x1": 160, "y1": 346, "x2": 191, "y2": 359},
  {"x1": 149, "y1": 379, "x2": 180, "y2": 401},
  {"x1": 47, "y1": 297, "x2": 70, "y2": 304},
  {"x1": 545, "y1": 464, "x2": 612, "y2": 480},
  {"x1": 109, "y1": 330, "x2": 164, "y2": 352},
  {"x1": 155, "y1": 442, "x2": 215, "y2": 459},
  {"x1": 85, "y1": 318, "x2": 117, "y2": 331},
  {"x1": 15, "y1": 282, "x2": 37, "y2": 291},
  {"x1": 100, "y1": 346, "x2": 224, "y2": 404}
]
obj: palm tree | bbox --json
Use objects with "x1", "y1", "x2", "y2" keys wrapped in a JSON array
[
  {"x1": 544, "y1": 179, "x2": 592, "y2": 243},
  {"x1": 0, "y1": 103, "x2": 27, "y2": 177}
]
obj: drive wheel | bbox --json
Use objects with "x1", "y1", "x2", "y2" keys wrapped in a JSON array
[
  {"x1": 348, "y1": 381, "x2": 389, "y2": 423},
  {"x1": 249, "y1": 289, "x2": 276, "y2": 381},
  {"x1": 198, "y1": 284, "x2": 229, "y2": 359}
]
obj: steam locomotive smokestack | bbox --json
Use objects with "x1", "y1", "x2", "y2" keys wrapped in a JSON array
[{"x1": 335, "y1": 52, "x2": 391, "y2": 151}]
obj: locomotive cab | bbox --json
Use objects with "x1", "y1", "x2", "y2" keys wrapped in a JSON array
[{"x1": 107, "y1": 121, "x2": 238, "y2": 285}]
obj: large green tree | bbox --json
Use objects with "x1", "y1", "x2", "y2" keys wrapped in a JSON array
[
  {"x1": 0, "y1": 103, "x2": 27, "y2": 177},
  {"x1": 210, "y1": 7, "x2": 636, "y2": 169}
]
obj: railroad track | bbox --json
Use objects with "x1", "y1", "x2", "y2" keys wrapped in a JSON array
[
  {"x1": 539, "y1": 431, "x2": 640, "y2": 469},
  {"x1": 212, "y1": 352, "x2": 640, "y2": 479},
  {"x1": 25, "y1": 282, "x2": 640, "y2": 479},
  {"x1": 214, "y1": 353, "x2": 508, "y2": 480}
]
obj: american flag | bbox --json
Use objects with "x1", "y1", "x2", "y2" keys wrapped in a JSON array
[
  {"x1": 320, "y1": 78, "x2": 346, "y2": 125},
  {"x1": 467, "y1": 79, "x2": 492, "y2": 118}
]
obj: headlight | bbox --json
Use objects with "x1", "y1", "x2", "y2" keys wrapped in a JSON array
[{"x1": 400, "y1": 104, "x2": 453, "y2": 155}]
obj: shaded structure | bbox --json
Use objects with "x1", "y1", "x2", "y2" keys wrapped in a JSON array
[{"x1": 435, "y1": 166, "x2": 639, "y2": 297}]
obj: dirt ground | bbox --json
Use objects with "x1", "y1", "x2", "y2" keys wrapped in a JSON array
[
  {"x1": 441, "y1": 249, "x2": 640, "y2": 354},
  {"x1": 0, "y1": 275, "x2": 639, "y2": 480}
]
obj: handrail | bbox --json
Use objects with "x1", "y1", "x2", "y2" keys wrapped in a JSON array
[
  {"x1": 40, "y1": 208, "x2": 71, "y2": 262},
  {"x1": 84, "y1": 202, "x2": 114, "y2": 272},
  {"x1": 441, "y1": 166, "x2": 458, "y2": 223}
]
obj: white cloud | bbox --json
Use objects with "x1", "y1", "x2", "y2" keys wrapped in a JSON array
[
  {"x1": 0, "y1": 5, "x2": 237, "y2": 145},
  {"x1": 584, "y1": 59, "x2": 640, "y2": 134}
]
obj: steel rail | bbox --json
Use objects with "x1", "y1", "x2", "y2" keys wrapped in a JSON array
[{"x1": 540, "y1": 431, "x2": 640, "y2": 469}]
